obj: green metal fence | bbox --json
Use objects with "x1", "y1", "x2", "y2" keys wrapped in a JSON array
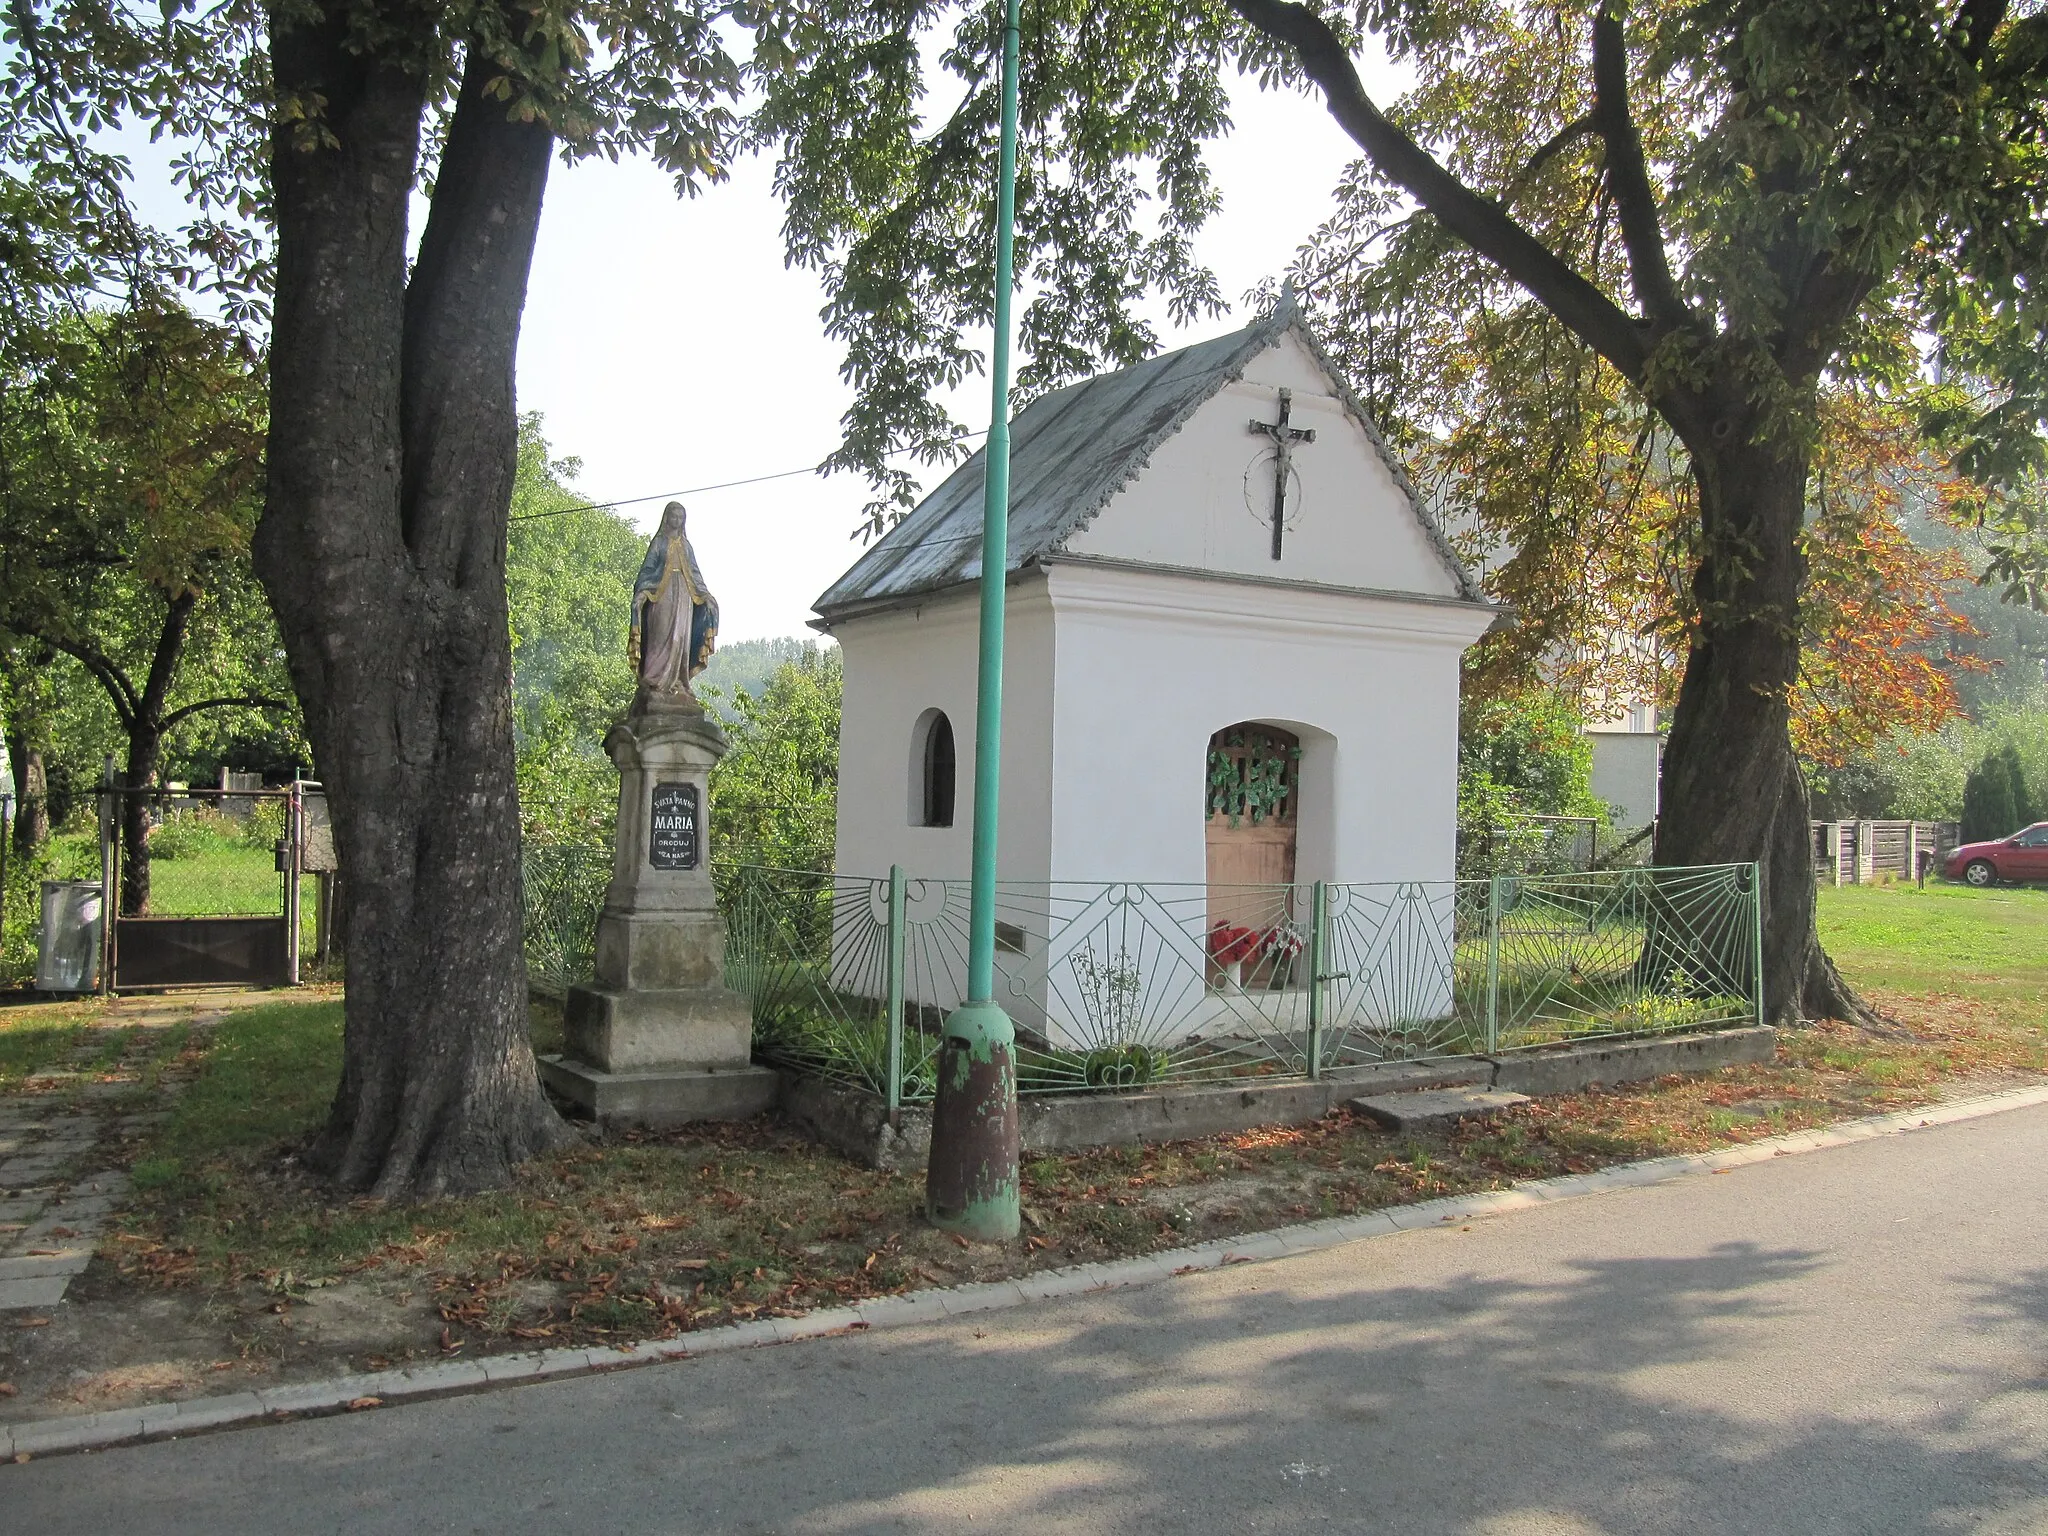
[
  {"x1": 710, "y1": 862, "x2": 1763, "y2": 1105},
  {"x1": 522, "y1": 843, "x2": 612, "y2": 998}
]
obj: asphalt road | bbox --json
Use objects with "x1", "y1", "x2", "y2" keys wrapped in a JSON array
[{"x1": 10, "y1": 1102, "x2": 2047, "y2": 1535}]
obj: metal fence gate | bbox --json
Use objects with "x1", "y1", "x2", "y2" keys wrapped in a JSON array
[{"x1": 101, "y1": 782, "x2": 324, "y2": 990}]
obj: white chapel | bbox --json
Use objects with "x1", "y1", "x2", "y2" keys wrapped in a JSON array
[{"x1": 812, "y1": 303, "x2": 1496, "y2": 896}]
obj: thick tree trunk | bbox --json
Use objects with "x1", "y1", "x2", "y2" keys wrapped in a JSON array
[
  {"x1": 114, "y1": 589, "x2": 199, "y2": 916},
  {"x1": 5, "y1": 659, "x2": 54, "y2": 852},
  {"x1": 117, "y1": 725, "x2": 163, "y2": 917},
  {"x1": 257, "y1": 15, "x2": 567, "y2": 1197},
  {"x1": 1652, "y1": 434, "x2": 1870, "y2": 1026},
  {"x1": 8, "y1": 736, "x2": 49, "y2": 853}
]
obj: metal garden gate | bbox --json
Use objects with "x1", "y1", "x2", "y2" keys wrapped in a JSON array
[{"x1": 100, "y1": 781, "x2": 320, "y2": 990}]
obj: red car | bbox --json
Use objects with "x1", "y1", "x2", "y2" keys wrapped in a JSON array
[{"x1": 1944, "y1": 822, "x2": 2048, "y2": 886}]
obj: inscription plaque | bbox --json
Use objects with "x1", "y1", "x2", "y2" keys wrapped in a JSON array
[{"x1": 649, "y1": 781, "x2": 699, "y2": 871}]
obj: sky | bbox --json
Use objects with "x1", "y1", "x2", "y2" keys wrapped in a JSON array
[
  {"x1": 512, "y1": 67, "x2": 1402, "y2": 642},
  {"x1": 111, "y1": 47, "x2": 1407, "y2": 643}
]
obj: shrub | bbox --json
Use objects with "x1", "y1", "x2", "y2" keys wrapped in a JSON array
[
  {"x1": 1460, "y1": 689, "x2": 1606, "y2": 821},
  {"x1": 147, "y1": 805, "x2": 242, "y2": 860},
  {"x1": 239, "y1": 797, "x2": 289, "y2": 850},
  {"x1": 1961, "y1": 744, "x2": 2032, "y2": 841}
]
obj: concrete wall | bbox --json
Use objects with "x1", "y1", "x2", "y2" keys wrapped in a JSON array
[
  {"x1": 1042, "y1": 561, "x2": 1489, "y2": 887},
  {"x1": 1062, "y1": 329, "x2": 1463, "y2": 599},
  {"x1": 827, "y1": 322, "x2": 1493, "y2": 892},
  {"x1": 821, "y1": 324, "x2": 1499, "y2": 1041},
  {"x1": 829, "y1": 579, "x2": 1056, "y2": 885},
  {"x1": 1587, "y1": 728, "x2": 1661, "y2": 830}
]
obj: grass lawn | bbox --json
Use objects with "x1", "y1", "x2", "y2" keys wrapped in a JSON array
[
  {"x1": 2, "y1": 879, "x2": 2041, "y2": 1418},
  {"x1": 1817, "y1": 879, "x2": 2048, "y2": 1001}
]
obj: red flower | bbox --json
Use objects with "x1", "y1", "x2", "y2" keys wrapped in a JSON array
[{"x1": 1208, "y1": 923, "x2": 1261, "y2": 965}]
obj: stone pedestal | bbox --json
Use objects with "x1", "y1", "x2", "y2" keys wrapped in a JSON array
[{"x1": 539, "y1": 704, "x2": 779, "y2": 1126}]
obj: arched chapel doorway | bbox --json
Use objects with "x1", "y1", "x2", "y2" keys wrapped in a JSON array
[{"x1": 1205, "y1": 723, "x2": 1300, "y2": 987}]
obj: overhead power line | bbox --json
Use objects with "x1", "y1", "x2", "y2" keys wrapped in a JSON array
[{"x1": 509, "y1": 430, "x2": 990, "y2": 524}]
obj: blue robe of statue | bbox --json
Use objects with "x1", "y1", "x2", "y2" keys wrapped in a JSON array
[{"x1": 630, "y1": 502, "x2": 718, "y2": 701}]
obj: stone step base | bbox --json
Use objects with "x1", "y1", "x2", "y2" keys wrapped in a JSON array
[
  {"x1": 538, "y1": 1056, "x2": 780, "y2": 1128},
  {"x1": 1350, "y1": 1087, "x2": 1532, "y2": 1131}
]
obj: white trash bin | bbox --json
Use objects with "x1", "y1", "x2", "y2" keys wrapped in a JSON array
[{"x1": 36, "y1": 879, "x2": 104, "y2": 992}]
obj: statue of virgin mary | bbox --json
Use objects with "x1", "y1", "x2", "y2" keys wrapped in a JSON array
[{"x1": 629, "y1": 502, "x2": 719, "y2": 710}]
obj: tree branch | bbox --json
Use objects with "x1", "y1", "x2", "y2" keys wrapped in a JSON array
[
  {"x1": 399, "y1": 41, "x2": 553, "y2": 577},
  {"x1": 1591, "y1": 2, "x2": 1689, "y2": 329},
  {"x1": 1220, "y1": 0, "x2": 1651, "y2": 384},
  {"x1": 1777, "y1": 257, "x2": 1876, "y2": 384},
  {"x1": 135, "y1": 588, "x2": 198, "y2": 735},
  {"x1": 38, "y1": 634, "x2": 139, "y2": 728},
  {"x1": 1954, "y1": 0, "x2": 2009, "y2": 64},
  {"x1": 1509, "y1": 112, "x2": 1596, "y2": 199},
  {"x1": 160, "y1": 694, "x2": 290, "y2": 730}
]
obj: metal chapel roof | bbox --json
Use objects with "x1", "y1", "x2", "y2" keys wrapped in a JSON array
[{"x1": 812, "y1": 306, "x2": 1479, "y2": 618}]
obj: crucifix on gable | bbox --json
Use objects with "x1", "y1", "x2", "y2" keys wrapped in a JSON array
[{"x1": 1248, "y1": 388, "x2": 1316, "y2": 561}]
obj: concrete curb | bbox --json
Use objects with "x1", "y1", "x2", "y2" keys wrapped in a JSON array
[{"x1": 8, "y1": 1078, "x2": 2048, "y2": 1463}]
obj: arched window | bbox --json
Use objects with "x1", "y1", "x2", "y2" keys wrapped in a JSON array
[
  {"x1": 1206, "y1": 724, "x2": 1302, "y2": 989},
  {"x1": 912, "y1": 710, "x2": 956, "y2": 828}
]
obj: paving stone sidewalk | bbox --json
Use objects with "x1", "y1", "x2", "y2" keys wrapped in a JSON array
[
  {"x1": 0, "y1": 998, "x2": 204, "y2": 1313},
  {"x1": 0, "y1": 1099, "x2": 133, "y2": 1312},
  {"x1": 0, "y1": 993, "x2": 284, "y2": 1316}
]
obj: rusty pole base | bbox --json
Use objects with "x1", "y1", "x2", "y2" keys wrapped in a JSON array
[{"x1": 925, "y1": 1000, "x2": 1020, "y2": 1241}]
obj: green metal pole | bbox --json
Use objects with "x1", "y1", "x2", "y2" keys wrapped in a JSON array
[
  {"x1": 925, "y1": 0, "x2": 1022, "y2": 1241},
  {"x1": 1485, "y1": 875, "x2": 1503, "y2": 1055},
  {"x1": 886, "y1": 865, "x2": 906, "y2": 1120},
  {"x1": 1749, "y1": 860, "x2": 1766, "y2": 1028},
  {"x1": 1306, "y1": 881, "x2": 1327, "y2": 1080}
]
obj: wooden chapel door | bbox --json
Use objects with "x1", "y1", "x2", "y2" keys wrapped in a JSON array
[{"x1": 1205, "y1": 725, "x2": 1300, "y2": 986}]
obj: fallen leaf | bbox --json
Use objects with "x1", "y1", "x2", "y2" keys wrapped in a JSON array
[
  {"x1": 345, "y1": 1396, "x2": 382, "y2": 1412},
  {"x1": 13, "y1": 1317, "x2": 51, "y2": 1328},
  {"x1": 26, "y1": 1248, "x2": 62, "y2": 1257},
  {"x1": 439, "y1": 1327, "x2": 463, "y2": 1353},
  {"x1": 0, "y1": 1383, "x2": 17, "y2": 1397},
  {"x1": 47, "y1": 1227, "x2": 78, "y2": 1239},
  {"x1": 672, "y1": 1258, "x2": 711, "y2": 1270},
  {"x1": 13, "y1": 1453, "x2": 28, "y2": 1464},
  {"x1": 948, "y1": 1232, "x2": 970, "y2": 1250}
]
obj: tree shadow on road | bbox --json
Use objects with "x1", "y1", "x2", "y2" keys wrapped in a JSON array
[
  {"x1": 9, "y1": 1220, "x2": 2047, "y2": 1536},
  {"x1": 722, "y1": 1238, "x2": 2048, "y2": 1536}
]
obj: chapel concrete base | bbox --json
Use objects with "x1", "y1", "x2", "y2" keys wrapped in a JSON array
[
  {"x1": 545, "y1": 701, "x2": 773, "y2": 1128},
  {"x1": 539, "y1": 1055, "x2": 781, "y2": 1128},
  {"x1": 782, "y1": 1025, "x2": 1777, "y2": 1170}
]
